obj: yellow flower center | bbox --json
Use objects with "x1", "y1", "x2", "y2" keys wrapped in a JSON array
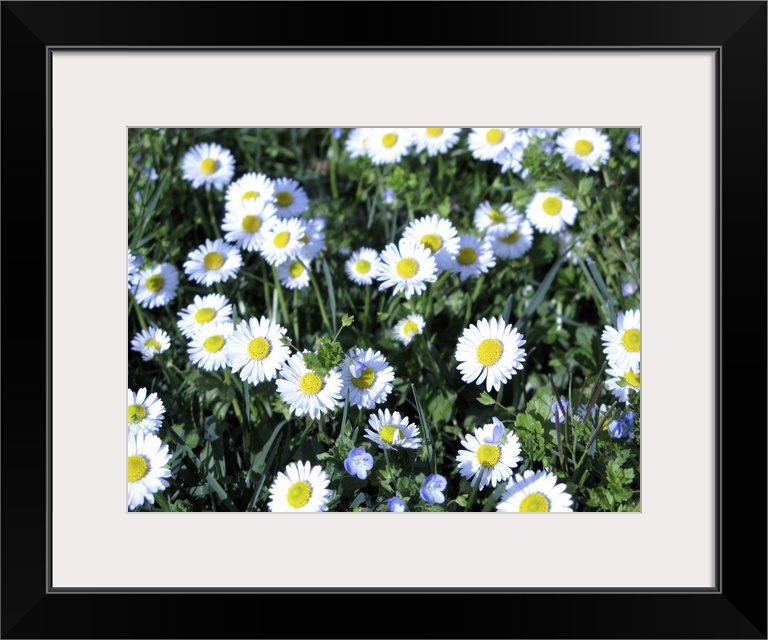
[
  {"x1": 382, "y1": 133, "x2": 398, "y2": 148},
  {"x1": 194, "y1": 307, "x2": 215, "y2": 324},
  {"x1": 355, "y1": 260, "x2": 371, "y2": 274},
  {"x1": 403, "y1": 321, "x2": 419, "y2": 336},
  {"x1": 128, "y1": 455, "x2": 149, "y2": 482},
  {"x1": 288, "y1": 261, "x2": 304, "y2": 278},
  {"x1": 203, "y1": 335, "x2": 225, "y2": 353},
  {"x1": 426, "y1": 128, "x2": 443, "y2": 138},
  {"x1": 476, "y1": 338, "x2": 503, "y2": 366},
  {"x1": 488, "y1": 209, "x2": 506, "y2": 224},
  {"x1": 273, "y1": 231, "x2": 291, "y2": 248},
  {"x1": 574, "y1": 139, "x2": 594, "y2": 156},
  {"x1": 299, "y1": 372, "x2": 323, "y2": 395},
  {"x1": 501, "y1": 230, "x2": 520, "y2": 244},
  {"x1": 275, "y1": 191, "x2": 293, "y2": 207},
  {"x1": 242, "y1": 215, "x2": 261, "y2": 233},
  {"x1": 241, "y1": 190, "x2": 260, "y2": 202},
  {"x1": 520, "y1": 492, "x2": 551, "y2": 512},
  {"x1": 420, "y1": 233, "x2": 443, "y2": 253},
  {"x1": 542, "y1": 197, "x2": 562, "y2": 215},
  {"x1": 485, "y1": 129, "x2": 504, "y2": 144},
  {"x1": 287, "y1": 481, "x2": 312, "y2": 508},
  {"x1": 144, "y1": 338, "x2": 161, "y2": 351},
  {"x1": 623, "y1": 370, "x2": 640, "y2": 387},
  {"x1": 380, "y1": 425, "x2": 405, "y2": 444},
  {"x1": 145, "y1": 274, "x2": 164, "y2": 293},
  {"x1": 203, "y1": 252, "x2": 224, "y2": 270},
  {"x1": 477, "y1": 443, "x2": 501, "y2": 468},
  {"x1": 128, "y1": 404, "x2": 147, "y2": 424},
  {"x1": 248, "y1": 337, "x2": 270, "y2": 360},
  {"x1": 621, "y1": 329, "x2": 640, "y2": 352},
  {"x1": 457, "y1": 247, "x2": 477, "y2": 266},
  {"x1": 351, "y1": 366, "x2": 375, "y2": 389},
  {"x1": 200, "y1": 158, "x2": 218, "y2": 175},
  {"x1": 396, "y1": 257, "x2": 418, "y2": 278}
]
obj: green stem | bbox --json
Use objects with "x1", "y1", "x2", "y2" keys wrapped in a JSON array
[
  {"x1": 292, "y1": 288, "x2": 301, "y2": 347},
  {"x1": 205, "y1": 189, "x2": 221, "y2": 239},
  {"x1": 260, "y1": 261, "x2": 273, "y2": 321},
  {"x1": 307, "y1": 266, "x2": 334, "y2": 336},
  {"x1": 362, "y1": 285, "x2": 371, "y2": 337},
  {"x1": 223, "y1": 370, "x2": 244, "y2": 425},
  {"x1": 329, "y1": 136, "x2": 339, "y2": 199},
  {"x1": 271, "y1": 266, "x2": 291, "y2": 327},
  {"x1": 464, "y1": 479, "x2": 481, "y2": 512},
  {"x1": 130, "y1": 293, "x2": 148, "y2": 331}
]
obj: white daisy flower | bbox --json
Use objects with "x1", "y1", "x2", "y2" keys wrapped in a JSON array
[
  {"x1": 455, "y1": 418, "x2": 523, "y2": 490},
  {"x1": 467, "y1": 128, "x2": 517, "y2": 161},
  {"x1": 455, "y1": 317, "x2": 527, "y2": 392},
  {"x1": 176, "y1": 293, "x2": 233, "y2": 339},
  {"x1": 556, "y1": 127, "x2": 611, "y2": 173},
  {"x1": 451, "y1": 234, "x2": 496, "y2": 281},
  {"x1": 408, "y1": 127, "x2": 462, "y2": 156},
  {"x1": 377, "y1": 238, "x2": 438, "y2": 300},
  {"x1": 259, "y1": 217, "x2": 307, "y2": 266},
  {"x1": 486, "y1": 219, "x2": 535, "y2": 260},
  {"x1": 225, "y1": 171, "x2": 276, "y2": 209},
  {"x1": 393, "y1": 313, "x2": 425, "y2": 346},
  {"x1": 221, "y1": 199, "x2": 278, "y2": 252},
  {"x1": 277, "y1": 258, "x2": 311, "y2": 290},
  {"x1": 296, "y1": 217, "x2": 326, "y2": 262},
  {"x1": 275, "y1": 352, "x2": 343, "y2": 420},
  {"x1": 345, "y1": 127, "x2": 373, "y2": 159},
  {"x1": 402, "y1": 214, "x2": 461, "y2": 273},
  {"x1": 130, "y1": 326, "x2": 171, "y2": 362},
  {"x1": 340, "y1": 347, "x2": 395, "y2": 410},
  {"x1": 181, "y1": 142, "x2": 236, "y2": 192},
  {"x1": 127, "y1": 387, "x2": 166, "y2": 437},
  {"x1": 473, "y1": 201, "x2": 521, "y2": 235},
  {"x1": 132, "y1": 262, "x2": 179, "y2": 309},
  {"x1": 605, "y1": 363, "x2": 640, "y2": 403},
  {"x1": 187, "y1": 321, "x2": 234, "y2": 372},
  {"x1": 183, "y1": 238, "x2": 243, "y2": 286},
  {"x1": 525, "y1": 189, "x2": 579, "y2": 234},
  {"x1": 367, "y1": 128, "x2": 413, "y2": 165},
  {"x1": 128, "y1": 431, "x2": 172, "y2": 511},
  {"x1": 496, "y1": 469, "x2": 574, "y2": 513},
  {"x1": 364, "y1": 408, "x2": 422, "y2": 451},
  {"x1": 344, "y1": 247, "x2": 381, "y2": 285},
  {"x1": 226, "y1": 316, "x2": 291, "y2": 385},
  {"x1": 268, "y1": 461, "x2": 332, "y2": 512},
  {"x1": 272, "y1": 177, "x2": 310, "y2": 219},
  {"x1": 601, "y1": 308, "x2": 641, "y2": 373}
]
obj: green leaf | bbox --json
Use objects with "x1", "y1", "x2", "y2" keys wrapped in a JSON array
[
  {"x1": 478, "y1": 391, "x2": 496, "y2": 406},
  {"x1": 341, "y1": 313, "x2": 354, "y2": 327}
]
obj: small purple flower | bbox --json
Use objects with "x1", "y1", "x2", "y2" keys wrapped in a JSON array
[
  {"x1": 420, "y1": 474, "x2": 447, "y2": 504},
  {"x1": 626, "y1": 132, "x2": 640, "y2": 154},
  {"x1": 550, "y1": 399, "x2": 569, "y2": 424},
  {"x1": 331, "y1": 128, "x2": 343, "y2": 140},
  {"x1": 141, "y1": 167, "x2": 159, "y2": 181},
  {"x1": 344, "y1": 448, "x2": 374, "y2": 480},
  {"x1": 484, "y1": 417, "x2": 505, "y2": 445},
  {"x1": 608, "y1": 411, "x2": 636, "y2": 439},
  {"x1": 388, "y1": 497, "x2": 406, "y2": 512},
  {"x1": 621, "y1": 280, "x2": 638, "y2": 297},
  {"x1": 383, "y1": 189, "x2": 395, "y2": 205}
]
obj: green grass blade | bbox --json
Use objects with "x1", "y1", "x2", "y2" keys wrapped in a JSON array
[
  {"x1": 411, "y1": 384, "x2": 435, "y2": 475},
  {"x1": 586, "y1": 259, "x2": 618, "y2": 326},
  {"x1": 321, "y1": 258, "x2": 337, "y2": 334}
]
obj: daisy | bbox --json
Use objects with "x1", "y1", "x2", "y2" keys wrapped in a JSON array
[
  {"x1": 225, "y1": 316, "x2": 291, "y2": 385},
  {"x1": 496, "y1": 469, "x2": 574, "y2": 512},
  {"x1": 128, "y1": 431, "x2": 172, "y2": 511},
  {"x1": 344, "y1": 247, "x2": 381, "y2": 286},
  {"x1": 267, "y1": 461, "x2": 332, "y2": 512},
  {"x1": 345, "y1": 127, "x2": 373, "y2": 159},
  {"x1": 277, "y1": 258, "x2": 311, "y2": 290},
  {"x1": 408, "y1": 127, "x2": 462, "y2": 156},
  {"x1": 364, "y1": 408, "x2": 422, "y2": 451},
  {"x1": 130, "y1": 326, "x2": 171, "y2": 362},
  {"x1": 455, "y1": 317, "x2": 527, "y2": 392},
  {"x1": 473, "y1": 201, "x2": 521, "y2": 235},
  {"x1": 183, "y1": 238, "x2": 243, "y2": 287},
  {"x1": 420, "y1": 474, "x2": 447, "y2": 504},
  {"x1": 486, "y1": 219, "x2": 534, "y2": 260},
  {"x1": 187, "y1": 321, "x2": 234, "y2": 372},
  {"x1": 259, "y1": 217, "x2": 307, "y2": 267},
  {"x1": 605, "y1": 363, "x2": 640, "y2": 403},
  {"x1": 393, "y1": 313, "x2": 425, "y2": 346},
  {"x1": 367, "y1": 128, "x2": 412, "y2": 165},
  {"x1": 388, "y1": 497, "x2": 407, "y2": 512},
  {"x1": 221, "y1": 199, "x2": 278, "y2": 252},
  {"x1": 377, "y1": 238, "x2": 438, "y2": 299},
  {"x1": 275, "y1": 351, "x2": 344, "y2": 420},
  {"x1": 181, "y1": 142, "x2": 236, "y2": 192},
  {"x1": 344, "y1": 448, "x2": 374, "y2": 480},
  {"x1": 402, "y1": 214, "x2": 461, "y2": 273},
  {"x1": 176, "y1": 293, "x2": 233, "y2": 339},
  {"x1": 525, "y1": 189, "x2": 579, "y2": 234},
  {"x1": 340, "y1": 347, "x2": 395, "y2": 410},
  {"x1": 601, "y1": 308, "x2": 641, "y2": 373},
  {"x1": 225, "y1": 171, "x2": 276, "y2": 209},
  {"x1": 127, "y1": 387, "x2": 166, "y2": 437},
  {"x1": 455, "y1": 417, "x2": 522, "y2": 490},
  {"x1": 272, "y1": 177, "x2": 310, "y2": 218},
  {"x1": 451, "y1": 234, "x2": 496, "y2": 281},
  {"x1": 132, "y1": 262, "x2": 179, "y2": 309},
  {"x1": 467, "y1": 128, "x2": 517, "y2": 161},
  {"x1": 296, "y1": 217, "x2": 326, "y2": 262},
  {"x1": 556, "y1": 127, "x2": 611, "y2": 173}
]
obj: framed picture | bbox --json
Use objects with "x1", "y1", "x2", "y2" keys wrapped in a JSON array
[{"x1": 4, "y1": 2, "x2": 765, "y2": 638}]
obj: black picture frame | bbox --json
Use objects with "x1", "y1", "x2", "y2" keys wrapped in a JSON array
[{"x1": 2, "y1": 2, "x2": 766, "y2": 638}]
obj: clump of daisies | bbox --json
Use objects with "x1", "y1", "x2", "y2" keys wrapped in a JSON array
[{"x1": 601, "y1": 308, "x2": 640, "y2": 404}]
